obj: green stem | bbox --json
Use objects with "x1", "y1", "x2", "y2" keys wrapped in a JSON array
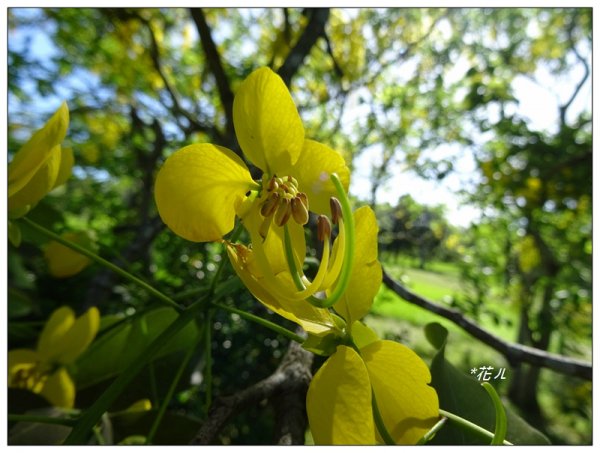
[
  {"x1": 310, "y1": 173, "x2": 355, "y2": 308},
  {"x1": 8, "y1": 414, "x2": 77, "y2": 427},
  {"x1": 146, "y1": 329, "x2": 203, "y2": 444},
  {"x1": 63, "y1": 298, "x2": 207, "y2": 445},
  {"x1": 372, "y1": 390, "x2": 395, "y2": 445},
  {"x1": 92, "y1": 424, "x2": 106, "y2": 445},
  {"x1": 20, "y1": 218, "x2": 183, "y2": 312},
  {"x1": 209, "y1": 302, "x2": 304, "y2": 343},
  {"x1": 439, "y1": 409, "x2": 513, "y2": 446},
  {"x1": 204, "y1": 310, "x2": 214, "y2": 416},
  {"x1": 417, "y1": 417, "x2": 447, "y2": 445},
  {"x1": 482, "y1": 382, "x2": 508, "y2": 445}
]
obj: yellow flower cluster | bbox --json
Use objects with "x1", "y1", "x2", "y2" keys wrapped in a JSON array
[{"x1": 8, "y1": 306, "x2": 99, "y2": 408}]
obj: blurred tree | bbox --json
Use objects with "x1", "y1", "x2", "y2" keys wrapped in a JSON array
[{"x1": 378, "y1": 195, "x2": 452, "y2": 269}]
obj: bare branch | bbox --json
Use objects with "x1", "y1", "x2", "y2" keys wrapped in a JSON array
[
  {"x1": 322, "y1": 32, "x2": 344, "y2": 79},
  {"x1": 191, "y1": 337, "x2": 313, "y2": 445},
  {"x1": 136, "y1": 15, "x2": 219, "y2": 139},
  {"x1": 189, "y1": 8, "x2": 236, "y2": 147},
  {"x1": 382, "y1": 269, "x2": 592, "y2": 380},
  {"x1": 559, "y1": 22, "x2": 590, "y2": 126},
  {"x1": 277, "y1": 9, "x2": 330, "y2": 87}
]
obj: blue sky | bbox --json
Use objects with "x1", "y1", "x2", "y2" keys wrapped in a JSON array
[{"x1": 7, "y1": 8, "x2": 592, "y2": 227}]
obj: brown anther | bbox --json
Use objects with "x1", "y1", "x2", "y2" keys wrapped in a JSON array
[
  {"x1": 267, "y1": 176, "x2": 279, "y2": 192},
  {"x1": 317, "y1": 215, "x2": 332, "y2": 241},
  {"x1": 330, "y1": 197, "x2": 343, "y2": 224},
  {"x1": 287, "y1": 175, "x2": 299, "y2": 188},
  {"x1": 274, "y1": 198, "x2": 292, "y2": 227},
  {"x1": 291, "y1": 196, "x2": 309, "y2": 225},
  {"x1": 260, "y1": 192, "x2": 280, "y2": 217},
  {"x1": 297, "y1": 192, "x2": 309, "y2": 211}
]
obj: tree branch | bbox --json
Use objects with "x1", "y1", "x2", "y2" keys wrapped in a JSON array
[
  {"x1": 129, "y1": 12, "x2": 218, "y2": 139},
  {"x1": 189, "y1": 8, "x2": 236, "y2": 148},
  {"x1": 559, "y1": 17, "x2": 591, "y2": 126},
  {"x1": 382, "y1": 269, "x2": 592, "y2": 380},
  {"x1": 190, "y1": 336, "x2": 313, "y2": 445},
  {"x1": 277, "y1": 9, "x2": 330, "y2": 87}
]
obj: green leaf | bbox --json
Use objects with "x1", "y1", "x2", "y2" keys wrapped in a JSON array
[
  {"x1": 73, "y1": 307, "x2": 199, "y2": 389},
  {"x1": 8, "y1": 287, "x2": 34, "y2": 319},
  {"x1": 424, "y1": 322, "x2": 550, "y2": 445},
  {"x1": 8, "y1": 221, "x2": 22, "y2": 247}
]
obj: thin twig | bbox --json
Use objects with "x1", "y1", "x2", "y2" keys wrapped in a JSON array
[{"x1": 189, "y1": 8, "x2": 236, "y2": 147}]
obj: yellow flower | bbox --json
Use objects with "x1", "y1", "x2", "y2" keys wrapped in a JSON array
[
  {"x1": 8, "y1": 102, "x2": 71, "y2": 218},
  {"x1": 8, "y1": 306, "x2": 100, "y2": 408},
  {"x1": 306, "y1": 322, "x2": 439, "y2": 445},
  {"x1": 155, "y1": 67, "x2": 351, "y2": 333},
  {"x1": 44, "y1": 231, "x2": 94, "y2": 278},
  {"x1": 154, "y1": 67, "x2": 439, "y2": 444},
  {"x1": 155, "y1": 67, "x2": 348, "y2": 243}
]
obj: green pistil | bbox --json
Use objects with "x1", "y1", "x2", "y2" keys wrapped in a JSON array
[
  {"x1": 310, "y1": 173, "x2": 355, "y2": 308},
  {"x1": 282, "y1": 173, "x2": 355, "y2": 309}
]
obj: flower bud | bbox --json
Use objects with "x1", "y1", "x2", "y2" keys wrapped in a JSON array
[
  {"x1": 330, "y1": 197, "x2": 343, "y2": 224},
  {"x1": 291, "y1": 196, "x2": 309, "y2": 225},
  {"x1": 274, "y1": 198, "x2": 292, "y2": 227},
  {"x1": 317, "y1": 215, "x2": 332, "y2": 242}
]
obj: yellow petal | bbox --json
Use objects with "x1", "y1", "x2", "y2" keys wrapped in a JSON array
[
  {"x1": 40, "y1": 367, "x2": 75, "y2": 408},
  {"x1": 8, "y1": 102, "x2": 69, "y2": 196},
  {"x1": 307, "y1": 346, "x2": 376, "y2": 445},
  {"x1": 8, "y1": 349, "x2": 39, "y2": 379},
  {"x1": 37, "y1": 306, "x2": 76, "y2": 363},
  {"x1": 154, "y1": 144, "x2": 254, "y2": 242},
  {"x1": 44, "y1": 232, "x2": 93, "y2": 278},
  {"x1": 53, "y1": 146, "x2": 74, "y2": 189},
  {"x1": 233, "y1": 67, "x2": 304, "y2": 173},
  {"x1": 38, "y1": 306, "x2": 100, "y2": 365},
  {"x1": 282, "y1": 139, "x2": 350, "y2": 215},
  {"x1": 350, "y1": 320, "x2": 380, "y2": 349},
  {"x1": 8, "y1": 144, "x2": 62, "y2": 213},
  {"x1": 361, "y1": 340, "x2": 439, "y2": 444},
  {"x1": 56, "y1": 307, "x2": 100, "y2": 364},
  {"x1": 226, "y1": 244, "x2": 334, "y2": 335},
  {"x1": 333, "y1": 206, "x2": 382, "y2": 324}
]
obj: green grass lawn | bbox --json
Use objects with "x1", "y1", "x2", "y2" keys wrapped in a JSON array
[
  {"x1": 367, "y1": 258, "x2": 592, "y2": 445},
  {"x1": 367, "y1": 260, "x2": 518, "y2": 378},
  {"x1": 371, "y1": 261, "x2": 518, "y2": 342}
]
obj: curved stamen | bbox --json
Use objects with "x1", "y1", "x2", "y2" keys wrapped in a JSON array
[
  {"x1": 307, "y1": 173, "x2": 355, "y2": 308},
  {"x1": 319, "y1": 218, "x2": 345, "y2": 291}
]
